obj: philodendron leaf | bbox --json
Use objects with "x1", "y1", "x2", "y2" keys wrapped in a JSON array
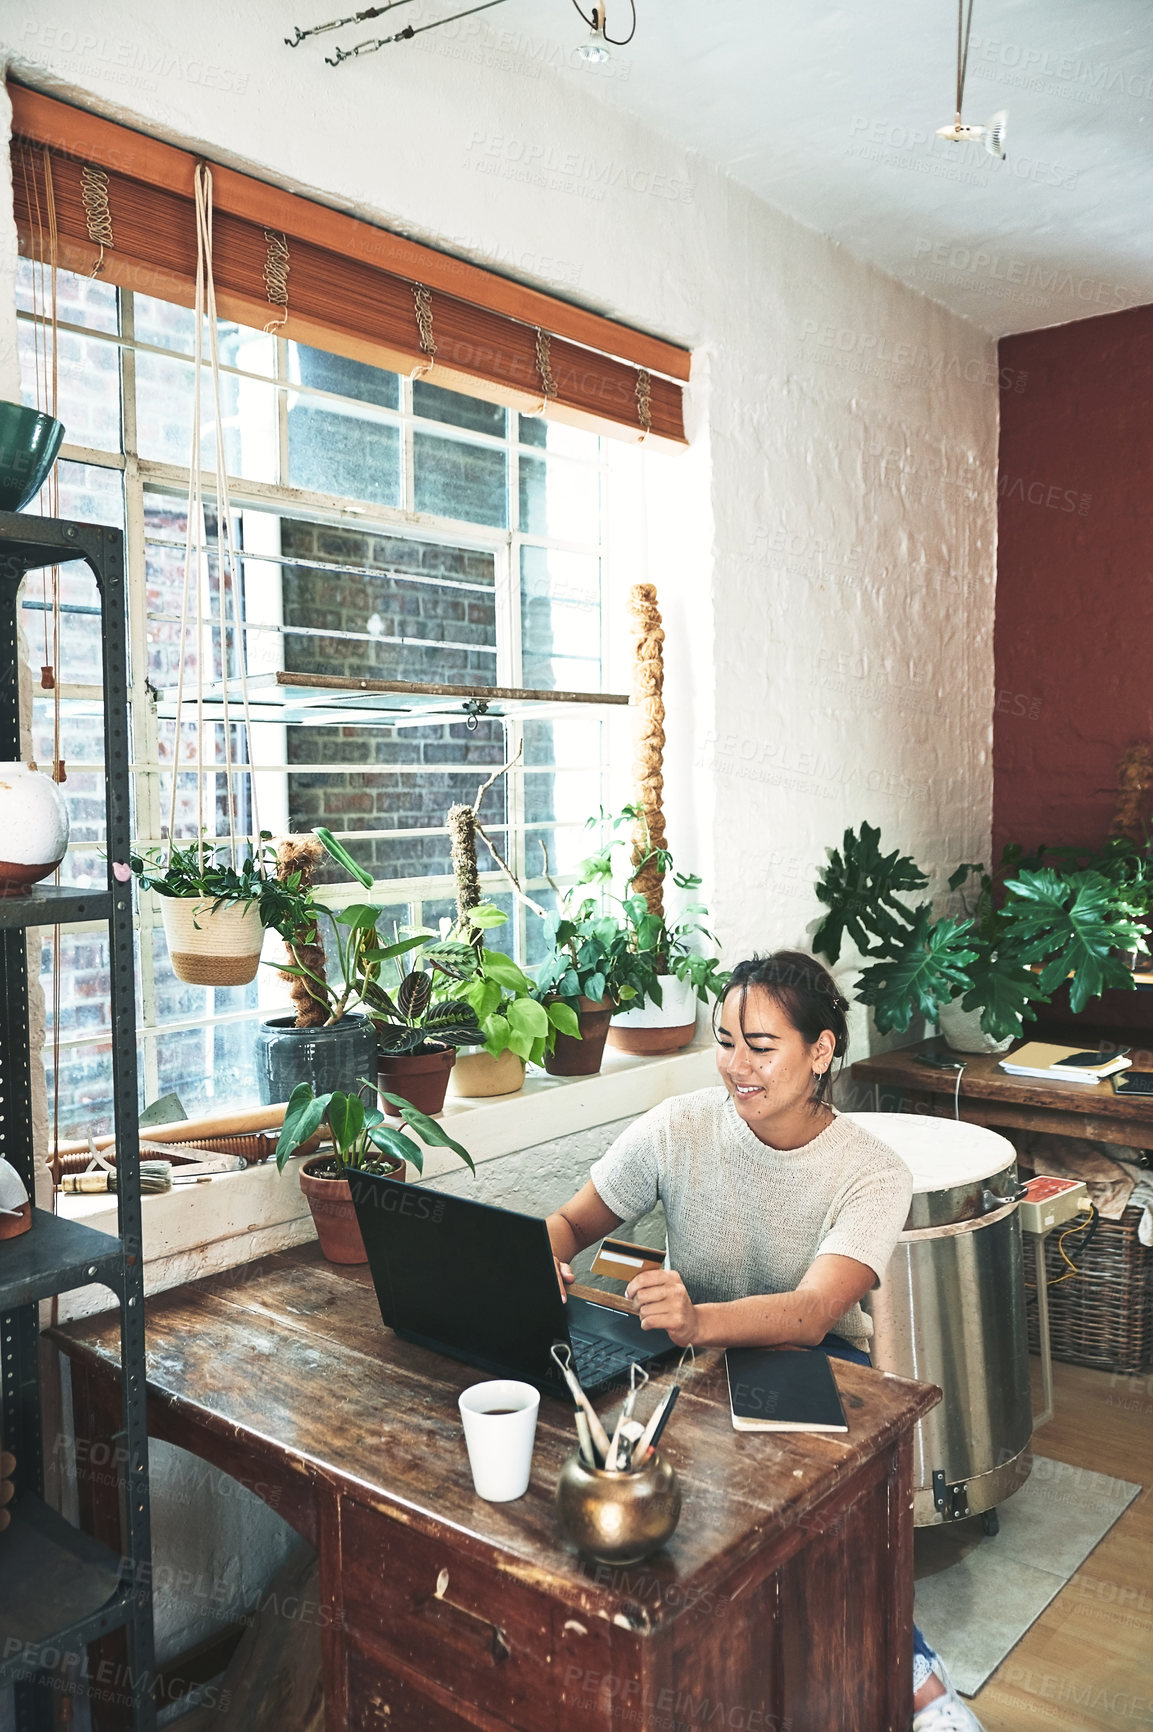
[
  {"x1": 545, "y1": 999, "x2": 581, "y2": 1038},
  {"x1": 506, "y1": 996, "x2": 549, "y2": 1038},
  {"x1": 465, "y1": 902, "x2": 508, "y2": 929},
  {"x1": 480, "y1": 950, "x2": 533, "y2": 993},
  {"x1": 378, "y1": 1093, "x2": 476, "y2": 1173},
  {"x1": 366, "y1": 1123, "x2": 423, "y2": 1174},
  {"x1": 1002, "y1": 868, "x2": 1143, "y2": 1013},
  {"x1": 275, "y1": 1083, "x2": 333, "y2": 1171},
  {"x1": 960, "y1": 950, "x2": 1047, "y2": 1043},
  {"x1": 324, "y1": 1092, "x2": 366, "y2": 1162},
  {"x1": 813, "y1": 822, "x2": 929, "y2": 963},
  {"x1": 857, "y1": 913, "x2": 978, "y2": 1035}
]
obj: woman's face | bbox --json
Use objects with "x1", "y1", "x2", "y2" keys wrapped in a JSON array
[{"x1": 714, "y1": 984, "x2": 836, "y2": 1133}]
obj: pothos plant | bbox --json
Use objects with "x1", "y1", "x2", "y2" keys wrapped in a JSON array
[
  {"x1": 566, "y1": 806, "x2": 729, "y2": 1011},
  {"x1": 814, "y1": 822, "x2": 1147, "y2": 1042},
  {"x1": 429, "y1": 901, "x2": 580, "y2": 1064},
  {"x1": 274, "y1": 1080, "x2": 475, "y2": 1176}
]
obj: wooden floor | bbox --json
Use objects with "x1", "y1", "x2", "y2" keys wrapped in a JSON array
[{"x1": 971, "y1": 1358, "x2": 1153, "y2": 1732}]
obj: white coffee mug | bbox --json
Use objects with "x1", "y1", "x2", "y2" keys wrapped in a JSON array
[{"x1": 458, "y1": 1379, "x2": 540, "y2": 1502}]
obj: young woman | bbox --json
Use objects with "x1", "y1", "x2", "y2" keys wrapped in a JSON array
[{"x1": 546, "y1": 950, "x2": 983, "y2": 1732}]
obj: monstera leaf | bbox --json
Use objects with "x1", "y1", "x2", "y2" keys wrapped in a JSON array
[
  {"x1": 856, "y1": 912, "x2": 978, "y2": 1035},
  {"x1": 1001, "y1": 869, "x2": 1144, "y2": 1013},
  {"x1": 959, "y1": 948, "x2": 1048, "y2": 1043},
  {"x1": 814, "y1": 822, "x2": 930, "y2": 963}
]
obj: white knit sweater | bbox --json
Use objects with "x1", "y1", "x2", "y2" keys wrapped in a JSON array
[{"x1": 589, "y1": 1088, "x2": 913, "y2": 1347}]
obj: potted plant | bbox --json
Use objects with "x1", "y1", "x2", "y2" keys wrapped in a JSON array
[
  {"x1": 426, "y1": 901, "x2": 580, "y2": 1096},
  {"x1": 533, "y1": 894, "x2": 643, "y2": 1076},
  {"x1": 275, "y1": 1080, "x2": 474, "y2": 1264},
  {"x1": 573, "y1": 806, "x2": 728, "y2": 1056},
  {"x1": 255, "y1": 831, "x2": 426, "y2": 1104},
  {"x1": 813, "y1": 823, "x2": 1148, "y2": 1051},
  {"x1": 131, "y1": 834, "x2": 293, "y2": 987}
]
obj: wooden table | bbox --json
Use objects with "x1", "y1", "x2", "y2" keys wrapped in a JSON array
[
  {"x1": 56, "y1": 1245, "x2": 939, "y2": 1732},
  {"x1": 850, "y1": 1035, "x2": 1153, "y2": 1149}
]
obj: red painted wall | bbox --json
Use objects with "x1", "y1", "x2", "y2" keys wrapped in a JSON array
[{"x1": 993, "y1": 304, "x2": 1153, "y2": 865}]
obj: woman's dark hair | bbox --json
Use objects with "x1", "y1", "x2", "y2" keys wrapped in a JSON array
[{"x1": 711, "y1": 949, "x2": 849, "y2": 1109}]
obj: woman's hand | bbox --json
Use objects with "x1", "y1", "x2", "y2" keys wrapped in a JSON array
[
  {"x1": 553, "y1": 1257, "x2": 575, "y2": 1302},
  {"x1": 625, "y1": 1268, "x2": 699, "y2": 1347}
]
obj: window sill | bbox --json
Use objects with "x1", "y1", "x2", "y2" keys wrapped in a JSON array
[{"x1": 55, "y1": 1038, "x2": 716, "y2": 1322}]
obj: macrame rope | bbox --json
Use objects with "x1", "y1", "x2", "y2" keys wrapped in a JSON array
[
  {"x1": 635, "y1": 368, "x2": 652, "y2": 442},
  {"x1": 167, "y1": 163, "x2": 263, "y2": 873},
  {"x1": 261, "y1": 229, "x2": 290, "y2": 332},
  {"x1": 531, "y1": 327, "x2": 556, "y2": 416},
  {"x1": 411, "y1": 282, "x2": 436, "y2": 378},
  {"x1": 80, "y1": 166, "x2": 114, "y2": 277}
]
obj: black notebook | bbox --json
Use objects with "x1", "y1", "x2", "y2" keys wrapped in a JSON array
[{"x1": 725, "y1": 1347, "x2": 849, "y2": 1433}]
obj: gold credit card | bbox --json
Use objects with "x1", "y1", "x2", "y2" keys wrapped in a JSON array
[{"x1": 590, "y1": 1236, "x2": 666, "y2": 1281}]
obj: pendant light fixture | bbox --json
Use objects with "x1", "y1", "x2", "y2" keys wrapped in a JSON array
[
  {"x1": 571, "y1": 0, "x2": 636, "y2": 61},
  {"x1": 285, "y1": 0, "x2": 638, "y2": 63},
  {"x1": 935, "y1": 0, "x2": 1007, "y2": 158}
]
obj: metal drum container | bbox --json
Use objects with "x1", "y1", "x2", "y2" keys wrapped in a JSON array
[{"x1": 845, "y1": 1113, "x2": 1032, "y2": 1527}]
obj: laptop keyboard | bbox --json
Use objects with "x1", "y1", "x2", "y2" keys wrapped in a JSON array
[{"x1": 569, "y1": 1329, "x2": 635, "y2": 1388}]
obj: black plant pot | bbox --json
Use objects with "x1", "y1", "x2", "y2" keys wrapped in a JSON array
[{"x1": 254, "y1": 1014, "x2": 379, "y2": 1106}]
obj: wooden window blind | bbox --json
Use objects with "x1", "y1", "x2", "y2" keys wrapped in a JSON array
[{"x1": 9, "y1": 84, "x2": 689, "y2": 447}]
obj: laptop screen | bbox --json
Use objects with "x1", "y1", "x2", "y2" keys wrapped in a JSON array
[{"x1": 348, "y1": 1170, "x2": 573, "y2": 1389}]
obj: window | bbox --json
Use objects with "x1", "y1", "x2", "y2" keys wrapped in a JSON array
[{"x1": 18, "y1": 263, "x2": 624, "y2": 1135}]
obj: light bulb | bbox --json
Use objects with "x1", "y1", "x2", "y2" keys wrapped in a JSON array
[{"x1": 578, "y1": 8, "x2": 611, "y2": 62}]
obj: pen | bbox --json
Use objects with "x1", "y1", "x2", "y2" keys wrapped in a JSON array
[{"x1": 634, "y1": 1385, "x2": 679, "y2": 1466}]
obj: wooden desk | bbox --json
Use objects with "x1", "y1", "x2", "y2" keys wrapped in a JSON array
[
  {"x1": 851, "y1": 1036, "x2": 1153, "y2": 1149},
  {"x1": 56, "y1": 1245, "x2": 938, "y2": 1732}
]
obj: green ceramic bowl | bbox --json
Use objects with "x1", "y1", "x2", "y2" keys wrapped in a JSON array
[{"x1": 0, "y1": 401, "x2": 66, "y2": 513}]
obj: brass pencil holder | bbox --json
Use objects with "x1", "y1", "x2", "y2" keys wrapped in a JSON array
[{"x1": 555, "y1": 1450, "x2": 682, "y2": 1566}]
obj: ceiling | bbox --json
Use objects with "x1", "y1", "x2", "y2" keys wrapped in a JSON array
[{"x1": 493, "y1": 0, "x2": 1153, "y2": 337}]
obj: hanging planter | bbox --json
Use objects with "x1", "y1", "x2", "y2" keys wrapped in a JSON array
[
  {"x1": 159, "y1": 895, "x2": 264, "y2": 987},
  {"x1": 0, "y1": 761, "x2": 69, "y2": 896}
]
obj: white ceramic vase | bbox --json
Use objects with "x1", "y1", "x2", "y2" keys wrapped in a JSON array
[
  {"x1": 0, "y1": 762, "x2": 69, "y2": 895},
  {"x1": 159, "y1": 896, "x2": 264, "y2": 986},
  {"x1": 937, "y1": 996, "x2": 1014, "y2": 1055},
  {"x1": 607, "y1": 973, "x2": 699, "y2": 1055}
]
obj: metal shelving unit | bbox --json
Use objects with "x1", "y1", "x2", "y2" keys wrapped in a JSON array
[{"x1": 0, "y1": 511, "x2": 155, "y2": 1730}]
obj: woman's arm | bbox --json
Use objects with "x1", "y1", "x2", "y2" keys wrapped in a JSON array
[
  {"x1": 546, "y1": 1181, "x2": 622, "y2": 1298},
  {"x1": 626, "y1": 1253, "x2": 876, "y2": 1349}
]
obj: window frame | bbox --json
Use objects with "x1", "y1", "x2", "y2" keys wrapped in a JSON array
[{"x1": 20, "y1": 280, "x2": 618, "y2": 1125}]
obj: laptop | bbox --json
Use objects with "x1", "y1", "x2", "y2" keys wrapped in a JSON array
[{"x1": 347, "y1": 1170, "x2": 677, "y2": 1397}]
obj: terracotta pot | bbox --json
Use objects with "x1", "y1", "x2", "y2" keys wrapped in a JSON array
[
  {"x1": 543, "y1": 996, "x2": 613, "y2": 1078},
  {"x1": 377, "y1": 1045, "x2": 456, "y2": 1116},
  {"x1": 449, "y1": 1047, "x2": 526, "y2": 1098},
  {"x1": 607, "y1": 973, "x2": 698, "y2": 1056},
  {"x1": 160, "y1": 896, "x2": 264, "y2": 986},
  {"x1": 299, "y1": 1152, "x2": 403, "y2": 1264}
]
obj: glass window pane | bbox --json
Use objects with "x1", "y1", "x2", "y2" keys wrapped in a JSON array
[
  {"x1": 135, "y1": 296, "x2": 274, "y2": 375},
  {"x1": 286, "y1": 403, "x2": 401, "y2": 507},
  {"x1": 291, "y1": 343, "x2": 400, "y2": 409},
  {"x1": 520, "y1": 547, "x2": 601, "y2": 691},
  {"x1": 19, "y1": 321, "x2": 122, "y2": 453},
  {"x1": 17, "y1": 259, "x2": 119, "y2": 334},
  {"x1": 414, "y1": 380, "x2": 506, "y2": 438},
  {"x1": 136, "y1": 351, "x2": 278, "y2": 481},
  {"x1": 414, "y1": 433, "x2": 507, "y2": 528},
  {"x1": 518, "y1": 415, "x2": 599, "y2": 459},
  {"x1": 519, "y1": 453, "x2": 600, "y2": 542}
]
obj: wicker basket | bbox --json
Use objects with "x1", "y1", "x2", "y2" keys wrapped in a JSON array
[{"x1": 1024, "y1": 1203, "x2": 1153, "y2": 1374}]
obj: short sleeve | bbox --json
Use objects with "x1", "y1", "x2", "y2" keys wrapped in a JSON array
[
  {"x1": 816, "y1": 1156, "x2": 912, "y2": 1286},
  {"x1": 588, "y1": 1103, "x2": 667, "y2": 1223}
]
